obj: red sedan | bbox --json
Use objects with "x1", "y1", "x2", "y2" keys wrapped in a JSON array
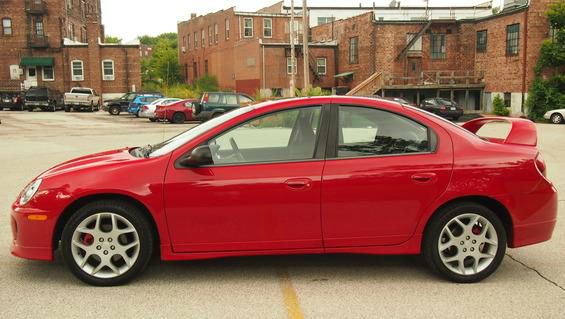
[
  {"x1": 154, "y1": 99, "x2": 196, "y2": 123},
  {"x1": 11, "y1": 96, "x2": 557, "y2": 286}
]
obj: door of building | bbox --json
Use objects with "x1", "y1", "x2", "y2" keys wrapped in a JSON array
[{"x1": 25, "y1": 67, "x2": 38, "y2": 89}]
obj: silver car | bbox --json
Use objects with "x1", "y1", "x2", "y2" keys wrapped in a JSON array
[
  {"x1": 544, "y1": 109, "x2": 565, "y2": 124},
  {"x1": 138, "y1": 98, "x2": 181, "y2": 120}
]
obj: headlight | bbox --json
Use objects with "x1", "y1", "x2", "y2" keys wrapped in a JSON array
[{"x1": 19, "y1": 179, "x2": 42, "y2": 205}]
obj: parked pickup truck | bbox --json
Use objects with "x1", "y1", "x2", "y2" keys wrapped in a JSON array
[
  {"x1": 25, "y1": 87, "x2": 63, "y2": 112},
  {"x1": 64, "y1": 87, "x2": 101, "y2": 112}
]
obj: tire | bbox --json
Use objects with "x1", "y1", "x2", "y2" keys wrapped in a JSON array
[
  {"x1": 28, "y1": 106, "x2": 33, "y2": 112},
  {"x1": 149, "y1": 118, "x2": 157, "y2": 122},
  {"x1": 550, "y1": 113, "x2": 563, "y2": 124},
  {"x1": 171, "y1": 112, "x2": 185, "y2": 124},
  {"x1": 64, "y1": 106, "x2": 70, "y2": 112},
  {"x1": 423, "y1": 202, "x2": 506, "y2": 283},
  {"x1": 109, "y1": 106, "x2": 120, "y2": 116},
  {"x1": 60, "y1": 200, "x2": 154, "y2": 286}
]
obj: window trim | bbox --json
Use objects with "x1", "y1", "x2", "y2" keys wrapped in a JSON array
[
  {"x1": 225, "y1": 18, "x2": 230, "y2": 40},
  {"x1": 506, "y1": 23, "x2": 520, "y2": 56},
  {"x1": 243, "y1": 17, "x2": 253, "y2": 38},
  {"x1": 101, "y1": 59, "x2": 115, "y2": 81},
  {"x1": 430, "y1": 33, "x2": 447, "y2": 60},
  {"x1": 174, "y1": 104, "x2": 331, "y2": 169},
  {"x1": 42, "y1": 65, "x2": 55, "y2": 81},
  {"x1": 349, "y1": 37, "x2": 359, "y2": 64},
  {"x1": 316, "y1": 57, "x2": 327, "y2": 75},
  {"x1": 214, "y1": 23, "x2": 219, "y2": 44},
  {"x1": 263, "y1": 18, "x2": 273, "y2": 38},
  {"x1": 71, "y1": 60, "x2": 84, "y2": 81},
  {"x1": 2, "y1": 17, "x2": 12, "y2": 36},
  {"x1": 326, "y1": 104, "x2": 437, "y2": 160},
  {"x1": 287, "y1": 57, "x2": 297, "y2": 75}
]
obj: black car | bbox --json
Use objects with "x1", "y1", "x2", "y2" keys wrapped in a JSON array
[
  {"x1": 419, "y1": 98, "x2": 464, "y2": 121},
  {"x1": 25, "y1": 87, "x2": 63, "y2": 112},
  {"x1": 192, "y1": 92, "x2": 255, "y2": 121},
  {"x1": 0, "y1": 93, "x2": 24, "y2": 111},
  {"x1": 103, "y1": 92, "x2": 163, "y2": 115}
]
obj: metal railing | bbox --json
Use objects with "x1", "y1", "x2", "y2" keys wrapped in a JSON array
[
  {"x1": 25, "y1": 0, "x2": 47, "y2": 14},
  {"x1": 383, "y1": 70, "x2": 485, "y2": 87},
  {"x1": 28, "y1": 34, "x2": 49, "y2": 48}
]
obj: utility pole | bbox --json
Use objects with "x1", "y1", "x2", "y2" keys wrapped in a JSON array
[
  {"x1": 302, "y1": 0, "x2": 310, "y2": 91},
  {"x1": 289, "y1": 0, "x2": 296, "y2": 97}
]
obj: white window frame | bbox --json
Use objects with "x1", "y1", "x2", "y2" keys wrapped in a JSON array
[
  {"x1": 225, "y1": 18, "x2": 230, "y2": 40},
  {"x1": 287, "y1": 57, "x2": 297, "y2": 75},
  {"x1": 316, "y1": 57, "x2": 327, "y2": 75},
  {"x1": 201, "y1": 29, "x2": 205, "y2": 48},
  {"x1": 263, "y1": 18, "x2": 272, "y2": 38},
  {"x1": 102, "y1": 59, "x2": 115, "y2": 81},
  {"x1": 194, "y1": 31, "x2": 198, "y2": 48},
  {"x1": 243, "y1": 17, "x2": 253, "y2": 38},
  {"x1": 42, "y1": 65, "x2": 55, "y2": 81},
  {"x1": 71, "y1": 60, "x2": 84, "y2": 81},
  {"x1": 2, "y1": 18, "x2": 12, "y2": 36},
  {"x1": 214, "y1": 23, "x2": 218, "y2": 43}
]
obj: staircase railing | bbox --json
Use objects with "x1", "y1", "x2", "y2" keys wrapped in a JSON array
[{"x1": 346, "y1": 72, "x2": 383, "y2": 96}]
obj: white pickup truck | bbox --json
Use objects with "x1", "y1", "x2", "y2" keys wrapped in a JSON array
[{"x1": 64, "y1": 87, "x2": 101, "y2": 112}]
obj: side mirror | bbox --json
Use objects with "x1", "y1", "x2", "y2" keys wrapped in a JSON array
[{"x1": 178, "y1": 145, "x2": 213, "y2": 167}]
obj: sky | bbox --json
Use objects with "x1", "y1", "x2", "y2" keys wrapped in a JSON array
[{"x1": 101, "y1": 0, "x2": 503, "y2": 42}]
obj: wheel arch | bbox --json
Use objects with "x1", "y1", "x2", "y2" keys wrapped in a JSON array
[
  {"x1": 53, "y1": 193, "x2": 160, "y2": 253},
  {"x1": 421, "y1": 195, "x2": 513, "y2": 248}
]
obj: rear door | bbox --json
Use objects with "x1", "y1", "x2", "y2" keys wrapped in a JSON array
[{"x1": 321, "y1": 104, "x2": 453, "y2": 247}]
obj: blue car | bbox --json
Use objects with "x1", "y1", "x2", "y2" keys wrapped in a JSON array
[{"x1": 127, "y1": 95, "x2": 162, "y2": 117}]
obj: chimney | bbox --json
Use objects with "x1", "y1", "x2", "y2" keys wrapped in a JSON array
[{"x1": 190, "y1": 13, "x2": 197, "y2": 19}]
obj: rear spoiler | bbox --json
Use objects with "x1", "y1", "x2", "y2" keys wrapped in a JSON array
[{"x1": 461, "y1": 117, "x2": 537, "y2": 147}]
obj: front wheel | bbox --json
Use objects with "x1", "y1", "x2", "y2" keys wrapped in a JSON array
[
  {"x1": 61, "y1": 200, "x2": 154, "y2": 286},
  {"x1": 423, "y1": 202, "x2": 506, "y2": 283},
  {"x1": 550, "y1": 113, "x2": 563, "y2": 124},
  {"x1": 171, "y1": 112, "x2": 185, "y2": 124},
  {"x1": 109, "y1": 106, "x2": 120, "y2": 116}
]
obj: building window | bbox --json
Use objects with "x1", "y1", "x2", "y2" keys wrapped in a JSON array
[
  {"x1": 102, "y1": 60, "x2": 114, "y2": 81},
  {"x1": 42, "y1": 66, "x2": 54, "y2": 81},
  {"x1": 214, "y1": 23, "x2": 218, "y2": 43},
  {"x1": 35, "y1": 17, "x2": 44, "y2": 37},
  {"x1": 80, "y1": 0, "x2": 86, "y2": 18},
  {"x1": 316, "y1": 58, "x2": 327, "y2": 75},
  {"x1": 503, "y1": 93, "x2": 511, "y2": 108},
  {"x1": 287, "y1": 57, "x2": 297, "y2": 75},
  {"x1": 194, "y1": 31, "x2": 198, "y2": 48},
  {"x1": 2, "y1": 18, "x2": 12, "y2": 36},
  {"x1": 68, "y1": 22, "x2": 75, "y2": 40},
  {"x1": 208, "y1": 26, "x2": 212, "y2": 45},
  {"x1": 225, "y1": 18, "x2": 230, "y2": 40},
  {"x1": 506, "y1": 24, "x2": 519, "y2": 56},
  {"x1": 244, "y1": 17, "x2": 253, "y2": 38},
  {"x1": 182, "y1": 36, "x2": 186, "y2": 48},
  {"x1": 406, "y1": 33, "x2": 422, "y2": 52},
  {"x1": 187, "y1": 34, "x2": 191, "y2": 50},
  {"x1": 204, "y1": 60, "x2": 209, "y2": 74},
  {"x1": 476, "y1": 30, "x2": 487, "y2": 53},
  {"x1": 71, "y1": 60, "x2": 84, "y2": 81},
  {"x1": 201, "y1": 29, "x2": 205, "y2": 48},
  {"x1": 349, "y1": 37, "x2": 359, "y2": 64},
  {"x1": 431, "y1": 34, "x2": 446, "y2": 59},
  {"x1": 81, "y1": 26, "x2": 87, "y2": 42},
  {"x1": 263, "y1": 18, "x2": 272, "y2": 38},
  {"x1": 317, "y1": 17, "x2": 335, "y2": 25}
]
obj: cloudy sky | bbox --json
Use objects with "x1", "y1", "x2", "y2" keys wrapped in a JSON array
[{"x1": 101, "y1": 0, "x2": 502, "y2": 42}]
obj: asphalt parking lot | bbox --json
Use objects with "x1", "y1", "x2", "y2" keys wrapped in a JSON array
[{"x1": 0, "y1": 111, "x2": 564, "y2": 318}]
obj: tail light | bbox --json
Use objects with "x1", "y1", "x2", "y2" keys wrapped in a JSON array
[
  {"x1": 142, "y1": 105, "x2": 148, "y2": 111},
  {"x1": 440, "y1": 106, "x2": 446, "y2": 111},
  {"x1": 535, "y1": 154, "x2": 547, "y2": 177}
]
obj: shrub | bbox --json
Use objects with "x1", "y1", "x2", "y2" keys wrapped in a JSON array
[
  {"x1": 527, "y1": 75, "x2": 565, "y2": 120},
  {"x1": 492, "y1": 95, "x2": 510, "y2": 116},
  {"x1": 194, "y1": 74, "x2": 219, "y2": 93},
  {"x1": 295, "y1": 86, "x2": 331, "y2": 97}
]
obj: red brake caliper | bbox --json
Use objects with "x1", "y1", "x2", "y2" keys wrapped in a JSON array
[
  {"x1": 82, "y1": 233, "x2": 94, "y2": 246},
  {"x1": 472, "y1": 225, "x2": 482, "y2": 235}
]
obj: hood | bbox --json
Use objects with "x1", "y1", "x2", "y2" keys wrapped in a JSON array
[{"x1": 38, "y1": 148, "x2": 141, "y2": 179}]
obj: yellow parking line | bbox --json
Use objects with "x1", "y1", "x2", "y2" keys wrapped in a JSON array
[{"x1": 277, "y1": 268, "x2": 305, "y2": 319}]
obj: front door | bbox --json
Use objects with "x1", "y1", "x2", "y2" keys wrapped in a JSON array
[
  {"x1": 407, "y1": 57, "x2": 422, "y2": 85},
  {"x1": 321, "y1": 104, "x2": 453, "y2": 247},
  {"x1": 25, "y1": 67, "x2": 38, "y2": 89},
  {"x1": 165, "y1": 105, "x2": 328, "y2": 252}
]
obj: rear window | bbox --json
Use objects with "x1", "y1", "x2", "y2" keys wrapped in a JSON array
[
  {"x1": 27, "y1": 88, "x2": 47, "y2": 96},
  {"x1": 71, "y1": 89, "x2": 92, "y2": 94}
]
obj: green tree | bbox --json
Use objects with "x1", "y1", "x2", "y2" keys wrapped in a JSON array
[
  {"x1": 493, "y1": 95, "x2": 510, "y2": 116},
  {"x1": 528, "y1": 2, "x2": 565, "y2": 120},
  {"x1": 139, "y1": 33, "x2": 182, "y2": 87},
  {"x1": 104, "y1": 35, "x2": 122, "y2": 44}
]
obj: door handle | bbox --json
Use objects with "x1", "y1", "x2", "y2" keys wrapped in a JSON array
[
  {"x1": 411, "y1": 173, "x2": 437, "y2": 183},
  {"x1": 285, "y1": 178, "x2": 312, "y2": 189}
]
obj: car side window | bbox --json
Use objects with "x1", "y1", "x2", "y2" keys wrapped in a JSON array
[
  {"x1": 207, "y1": 106, "x2": 322, "y2": 165},
  {"x1": 239, "y1": 95, "x2": 253, "y2": 105},
  {"x1": 208, "y1": 93, "x2": 222, "y2": 104},
  {"x1": 337, "y1": 106, "x2": 431, "y2": 158},
  {"x1": 224, "y1": 94, "x2": 238, "y2": 105}
]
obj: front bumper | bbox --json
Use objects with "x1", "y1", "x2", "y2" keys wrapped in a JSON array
[
  {"x1": 10, "y1": 205, "x2": 55, "y2": 261},
  {"x1": 543, "y1": 112, "x2": 551, "y2": 120}
]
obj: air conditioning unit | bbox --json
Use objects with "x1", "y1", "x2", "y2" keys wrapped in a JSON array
[
  {"x1": 72, "y1": 75, "x2": 83, "y2": 81},
  {"x1": 103, "y1": 75, "x2": 114, "y2": 81}
]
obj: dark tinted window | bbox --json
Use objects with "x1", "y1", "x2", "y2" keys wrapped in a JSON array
[{"x1": 337, "y1": 106, "x2": 431, "y2": 158}]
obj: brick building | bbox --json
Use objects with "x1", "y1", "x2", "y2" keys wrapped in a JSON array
[
  {"x1": 310, "y1": 0, "x2": 556, "y2": 114},
  {"x1": 0, "y1": 0, "x2": 141, "y2": 101},
  {"x1": 177, "y1": 5, "x2": 337, "y2": 96}
]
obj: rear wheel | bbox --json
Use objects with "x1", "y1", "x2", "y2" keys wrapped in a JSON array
[
  {"x1": 61, "y1": 200, "x2": 153, "y2": 286},
  {"x1": 172, "y1": 112, "x2": 185, "y2": 124},
  {"x1": 423, "y1": 202, "x2": 506, "y2": 283},
  {"x1": 550, "y1": 113, "x2": 563, "y2": 124},
  {"x1": 109, "y1": 106, "x2": 120, "y2": 115},
  {"x1": 149, "y1": 118, "x2": 157, "y2": 122}
]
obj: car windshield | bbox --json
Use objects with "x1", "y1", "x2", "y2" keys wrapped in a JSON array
[
  {"x1": 148, "y1": 106, "x2": 254, "y2": 157},
  {"x1": 149, "y1": 98, "x2": 167, "y2": 105}
]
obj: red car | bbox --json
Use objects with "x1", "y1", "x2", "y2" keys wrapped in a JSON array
[
  {"x1": 11, "y1": 96, "x2": 557, "y2": 286},
  {"x1": 154, "y1": 99, "x2": 196, "y2": 124}
]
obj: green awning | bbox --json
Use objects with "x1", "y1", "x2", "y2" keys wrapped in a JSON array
[
  {"x1": 20, "y1": 57, "x2": 54, "y2": 66},
  {"x1": 334, "y1": 71, "x2": 354, "y2": 78}
]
